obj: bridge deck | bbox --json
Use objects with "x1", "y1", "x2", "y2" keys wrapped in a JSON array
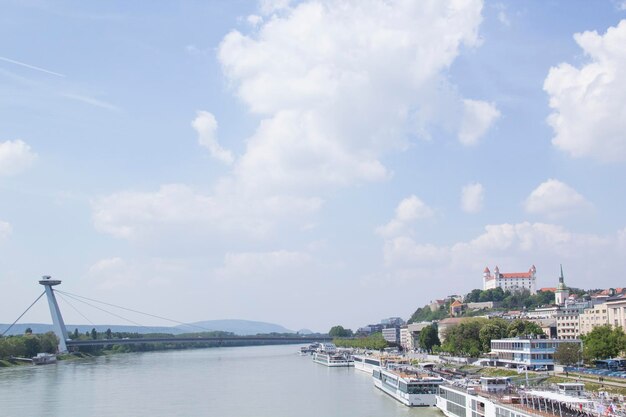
[{"x1": 66, "y1": 336, "x2": 332, "y2": 347}]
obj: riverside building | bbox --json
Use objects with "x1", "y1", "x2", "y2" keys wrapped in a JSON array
[{"x1": 489, "y1": 337, "x2": 580, "y2": 371}]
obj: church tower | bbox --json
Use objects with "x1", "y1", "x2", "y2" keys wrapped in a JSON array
[{"x1": 555, "y1": 264, "x2": 569, "y2": 305}]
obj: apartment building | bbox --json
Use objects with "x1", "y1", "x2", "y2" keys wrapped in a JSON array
[
  {"x1": 579, "y1": 304, "x2": 609, "y2": 335},
  {"x1": 606, "y1": 297, "x2": 626, "y2": 329}
]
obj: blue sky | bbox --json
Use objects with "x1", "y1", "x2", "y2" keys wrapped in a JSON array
[{"x1": 2, "y1": 0, "x2": 626, "y2": 332}]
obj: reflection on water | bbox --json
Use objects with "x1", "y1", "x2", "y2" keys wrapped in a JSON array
[{"x1": 0, "y1": 345, "x2": 443, "y2": 417}]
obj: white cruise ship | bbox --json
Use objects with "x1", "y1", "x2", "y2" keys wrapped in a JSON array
[
  {"x1": 353, "y1": 354, "x2": 383, "y2": 373},
  {"x1": 353, "y1": 354, "x2": 407, "y2": 374},
  {"x1": 312, "y1": 343, "x2": 354, "y2": 367},
  {"x1": 436, "y1": 379, "x2": 608, "y2": 417},
  {"x1": 373, "y1": 367, "x2": 443, "y2": 406},
  {"x1": 312, "y1": 351, "x2": 354, "y2": 367}
]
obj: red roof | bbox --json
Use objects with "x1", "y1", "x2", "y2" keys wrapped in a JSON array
[
  {"x1": 540, "y1": 287, "x2": 557, "y2": 293},
  {"x1": 484, "y1": 266, "x2": 490, "y2": 273},
  {"x1": 450, "y1": 300, "x2": 463, "y2": 307},
  {"x1": 500, "y1": 272, "x2": 532, "y2": 279}
]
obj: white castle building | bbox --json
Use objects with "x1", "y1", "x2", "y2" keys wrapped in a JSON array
[{"x1": 483, "y1": 265, "x2": 537, "y2": 294}]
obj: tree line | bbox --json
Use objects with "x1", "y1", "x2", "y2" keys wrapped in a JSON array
[
  {"x1": 439, "y1": 318, "x2": 544, "y2": 357},
  {"x1": 333, "y1": 332, "x2": 388, "y2": 350},
  {"x1": 0, "y1": 332, "x2": 58, "y2": 359}
]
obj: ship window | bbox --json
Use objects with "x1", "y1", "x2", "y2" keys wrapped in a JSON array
[{"x1": 447, "y1": 401, "x2": 466, "y2": 417}]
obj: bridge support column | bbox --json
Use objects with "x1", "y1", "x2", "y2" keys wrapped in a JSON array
[{"x1": 39, "y1": 276, "x2": 69, "y2": 353}]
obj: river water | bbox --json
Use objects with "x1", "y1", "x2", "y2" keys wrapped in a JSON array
[{"x1": 0, "y1": 344, "x2": 444, "y2": 417}]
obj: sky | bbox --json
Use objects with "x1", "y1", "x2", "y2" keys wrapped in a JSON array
[{"x1": 2, "y1": 0, "x2": 626, "y2": 333}]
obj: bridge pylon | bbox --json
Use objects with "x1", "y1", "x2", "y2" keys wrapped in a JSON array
[{"x1": 39, "y1": 276, "x2": 69, "y2": 353}]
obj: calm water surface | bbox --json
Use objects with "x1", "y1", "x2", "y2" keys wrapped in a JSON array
[{"x1": 0, "y1": 344, "x2": 444, "y2": 417}]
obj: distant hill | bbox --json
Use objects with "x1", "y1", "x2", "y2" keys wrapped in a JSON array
[
  {"x1": 176, "y1": 320, "x2": 294, "y2": 335},
  {"x1": 0, "y1": 320, "x2": 294, "y2": 337}
]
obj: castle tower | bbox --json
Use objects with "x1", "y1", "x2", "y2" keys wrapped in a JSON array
[
  {"x1": 555, "y1": 265, "x2": 569, "y2": 305},
  {"x1": 483, "y1": 266, "x2": 492, "y2": 290}
]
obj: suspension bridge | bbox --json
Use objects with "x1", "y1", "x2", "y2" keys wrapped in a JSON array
[{"x1": 1, "y1": 276, "x2": 330, "y2": 352}]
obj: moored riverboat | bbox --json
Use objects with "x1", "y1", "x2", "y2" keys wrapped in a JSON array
[
  {"x1": 32, "y1": 353, "x2": 57, "y2": 365},
  {"x1": 353, "y1": 354, "x2": 383, "y2": 373},
  {"x1": 373, "y1": 366, "x2": 443, "y2": 406},
  {"x1": 353, "y1": 353, "x2": 408, "y2": 374},
  {"x1": 312, "y1": 351, "x2": 354, "y2": 367}
]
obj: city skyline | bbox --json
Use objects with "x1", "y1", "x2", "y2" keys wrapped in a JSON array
[{"x1": 2, "y1": 0, "x2": 626, "y2": 332}]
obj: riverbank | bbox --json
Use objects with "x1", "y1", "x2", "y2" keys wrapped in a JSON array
[{"x1": 0, "y1": 359, "x2": 31, "y2": 368}]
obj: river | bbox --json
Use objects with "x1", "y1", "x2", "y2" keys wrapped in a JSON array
[{"x1": 0, "y1": 344, "x2": 444, "y2": 417}]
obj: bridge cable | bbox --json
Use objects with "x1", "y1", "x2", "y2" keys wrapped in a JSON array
[
  {"x1": 56, "y1": 290, "x2": 214, "y2": 333},
  {"x1": 57, "y1": 292, "x2": 155, "y2": 333},
  {"x1": 56, "y1": 292, "x2": 96, "y2": 327},
  {"x1": 1, "y1": 291, "x2": 46, "y2": 337}
]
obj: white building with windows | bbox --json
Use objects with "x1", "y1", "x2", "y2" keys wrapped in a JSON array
[
  {"x1": 606, "y1": 297, "x2": 626, "y2": 329},
  {"x1": 579, "y1": 304, "x2": 609, "y2": 335},
  {"x1": 490, "y1": 337, "x2": 580, "y2": 371},
  {"x1": 483, "y1": 265, "x2": 537, "y2": 294}
]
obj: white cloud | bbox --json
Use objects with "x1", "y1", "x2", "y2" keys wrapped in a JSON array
[
  {"x1": 494, "y1": 3, "x2": 510, "y2": 27},
  {"x1": 86, "y1": 257, "x2": 183, "y2": 290},
  {"x1": 94, "y1": 0, "x2": 491, "y2": 243},
  {"x1": 246, "y1": 14, "x2": 263, "y2": 27},
  {"x1": 459, "y1": 99, "x2": 500, "y2": 146},
  {"x1": 0, "y1": 140, "x2": 37, "y2": 176},
  {"x1": 380, "y1": 221, "x2": 619, "y2": 290},
  {"x1": 92, "y1": 184, "x2": 322, "y2": 240},
  {"x1": 524, "y1": 179, "x2": 591, "y2": 218},
  {"x1": 259, "y1": 0, "x2": 292, "y2": 15},
  {"x1": 376, "y1": 195, "x2": 434, "y2": 238},
  {"x1": 214, "y1": 250, "x2": 312, "y2": 281},
  {"x1": 544, "y1": 20, "x2": 626, "y2": 162},
  {"x1": 461, "y1": 182, "x2": 484, "y2": 213},
  {"x1": 0, "y1": 220, "x2": 11, "y2": 241},
  {"x1": 192, "y1": 111, "x2": 234, "y2": 165},
  {"x1": 219, "y1": 0, "x2": 487, "y2": 191}
]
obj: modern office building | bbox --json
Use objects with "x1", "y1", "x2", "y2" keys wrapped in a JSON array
[
  {"x1": 490, "y1": 337, "x2": 581, "y2": 371},
  {"x1": 382, "y1": 326, "x2": 401, "y2": 344}
]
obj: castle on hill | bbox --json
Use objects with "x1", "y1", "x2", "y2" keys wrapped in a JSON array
[{"x1": 483, "y1": 265, "x2": 537, "y2": 295}]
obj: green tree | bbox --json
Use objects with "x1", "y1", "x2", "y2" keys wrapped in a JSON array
[
  {"x1": 479, "y1": 319, "x2": 508, "y2": 352},
  {"x1": 39, "y1": 332, "x2": 59, "y2": 353},
  {"x1": 24, "y1": 327, "x2": 32, "y2": 335},
  {"x1": 582, "y1": 325, "x2": 626, "y2": 362},
  {"x1": 408, "y1": 305, "x2": 449, "y2": 323},
  {"x1": 72, "y1": 328, "x2": 79, "y2": 339},
  {"x1": 507, "y1": 320, "x2": 544, "y2": 338},
  {"x1": 90, "y1": 328, "x2": 97, "y2": 340},
  {"x1": 333, "y1": 332, "x2": 387, "y2": 350},
  {"x1": 328, "y1": 325, "x2": 352, "y2": 338},
  {"x1": 554, "y1": 342, "x2": 582, "y2": 367},
  {"x1": 418, "y1": 325, "x2": 440, "y2": 353},
  {"x1": 466, "y1": 289, "x2": 482, "y2": 303},
  {"x1": 441, "y1": 319, "x2": 487, "y2": 357},
  {"x1": 23, "y1": 336, "x2": 41, "y2": 357},
  {"x1": 105, "y1": 328, "x2": 112, "y2": 339}
]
